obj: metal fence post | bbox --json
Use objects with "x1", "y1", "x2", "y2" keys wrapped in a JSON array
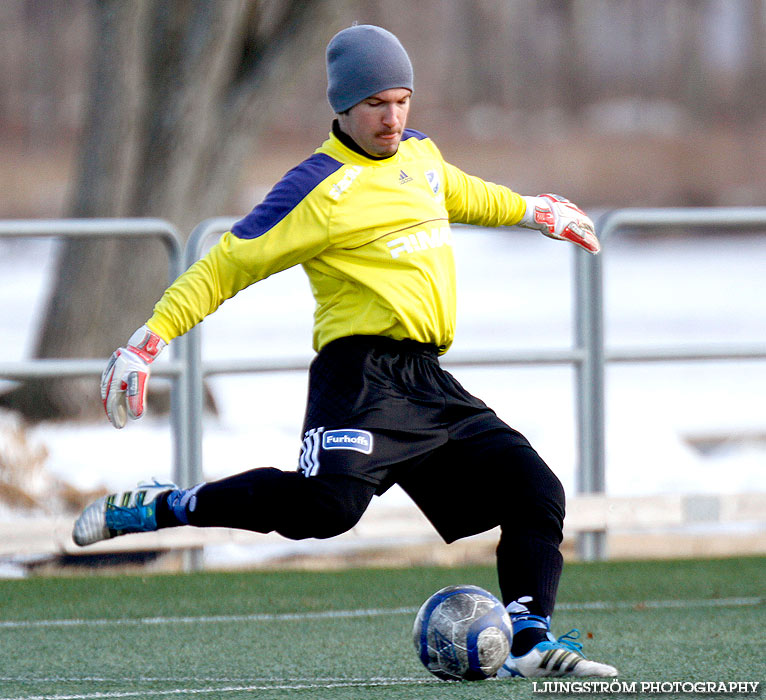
[
  {"x1": 180, "y1": 218, "x2": 239, "y2": 572},
  {"x1": 574, "y1": 241, "x2": 607, "y2": 561},
  {"x1": 183, "y1": 218, "x2": 239, "y2": 493}
]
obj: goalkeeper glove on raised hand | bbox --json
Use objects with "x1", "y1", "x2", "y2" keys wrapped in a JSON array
[
  {"x1": 520, "y1": 194, "x2": 600, "y2": 254},
  {"x1": 100, "y1": 325, "x2": 167, "y2": 429}
]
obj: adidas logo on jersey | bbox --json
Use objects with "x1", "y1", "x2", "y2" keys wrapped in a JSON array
[{"x1": 399, "y1": 169, "x2": 413, "y2": 184}]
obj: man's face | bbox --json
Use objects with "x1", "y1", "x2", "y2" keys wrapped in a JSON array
[{"x1": 337, "y1": 87, "x2": 411, "y2": 157}]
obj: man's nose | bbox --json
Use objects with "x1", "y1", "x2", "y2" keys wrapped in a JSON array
[{"x1": 382, "y1": 105, "x2": 398, "y2": 127}]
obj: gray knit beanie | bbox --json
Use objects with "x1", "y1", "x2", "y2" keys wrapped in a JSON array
[{"x1": 326, "y1": 24, "x2": 413, "y2": 114}]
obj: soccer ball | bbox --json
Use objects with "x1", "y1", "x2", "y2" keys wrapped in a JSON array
[{"x1": 413, "y1": 584, "x2": 512, "y2": 681}]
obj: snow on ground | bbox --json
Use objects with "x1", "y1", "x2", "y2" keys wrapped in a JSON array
[{"x1": 1, "y1": 227, "x2": 765, "y2": 569}]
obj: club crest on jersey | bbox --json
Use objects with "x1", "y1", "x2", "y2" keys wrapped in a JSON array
[
  {"x1": 425, "y1": 169, "x2": 440, "y2": 195},
  {"x1": 322, "y1": 429, "x2": 373, "y2": 454}
]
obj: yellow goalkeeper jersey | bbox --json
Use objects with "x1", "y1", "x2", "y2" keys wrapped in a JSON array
[{"x1": 147, "y1": 127, "x2": 527, "y2": 354}]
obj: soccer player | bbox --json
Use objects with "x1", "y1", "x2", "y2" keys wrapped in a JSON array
[{"x1": 74, "y1": 25, "x2": 616, "y2": 679}]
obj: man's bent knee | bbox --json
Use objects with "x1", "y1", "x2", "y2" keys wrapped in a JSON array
[{"x1": 276, "y1": 474, "x2": 376, "y2": 540}]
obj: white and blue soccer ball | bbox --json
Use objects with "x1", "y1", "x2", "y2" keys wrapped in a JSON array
[{"x1": 413, "y1": 584, "x2": 512, "y2": 681}]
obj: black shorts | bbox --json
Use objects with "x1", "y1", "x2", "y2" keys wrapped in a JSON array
[{"x1": 298, "y1": 335, "x2": 529, "y2": 494}]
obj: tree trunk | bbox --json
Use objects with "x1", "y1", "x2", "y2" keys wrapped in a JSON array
[{"x1": 1, "y1": 0, "x2": 339, "y2": 421}]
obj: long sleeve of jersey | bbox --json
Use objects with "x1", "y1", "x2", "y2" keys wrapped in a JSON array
[
  {"x1": 442, "y1": 160, "x2": 526, "y2": 227},
  {"x1": 147, "y1": 157, "x2": 335, "y2": 342},
  {"x1": 147, "y1": 127, "x2": 528, "y2": 353}
]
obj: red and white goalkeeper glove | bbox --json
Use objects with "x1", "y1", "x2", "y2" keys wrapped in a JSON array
[
  {"x1": 100, "y1": 325, "x2": 167, "y2": 429},
  {"x1": 520, "y1": 194, "x2": 600, "y2": 254}
]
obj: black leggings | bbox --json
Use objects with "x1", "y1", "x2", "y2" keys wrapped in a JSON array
[
  {"x1": 189, "y1": 469, "x2": 376, "y2": 540},
  {"x1": 186, "y1": 429, "x2": 565, "y2": 616}
]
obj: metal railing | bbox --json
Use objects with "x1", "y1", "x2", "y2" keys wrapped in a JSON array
[
  {"x1": 575, "y1": 207, "x2": 766, "y2": 559},
  {"x1": 3, "y1": 209, "x2": 765, "y2": 565},
  {"x1": 0, "y1": 219, "x2": 189, "y2": 484}
]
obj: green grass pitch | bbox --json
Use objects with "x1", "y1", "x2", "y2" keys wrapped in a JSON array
[{"x1": 0, "y1": 556, "x2": 763, "y2": 700}]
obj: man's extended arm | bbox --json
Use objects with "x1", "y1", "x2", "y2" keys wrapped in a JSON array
[
  {"x1": 101, "y1": 157, "x2": 334, "y2": 428},
  {"x1": 442, "y1": 161, "x2": 599, "y2": 254}
]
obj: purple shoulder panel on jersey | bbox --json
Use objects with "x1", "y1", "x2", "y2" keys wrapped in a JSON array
[
  {"x1": 402, "y1": 128, "x2": 428, "y2": 141},
  {"x1": 232, "y1": 153, "x2": 343, "y2": 240}
]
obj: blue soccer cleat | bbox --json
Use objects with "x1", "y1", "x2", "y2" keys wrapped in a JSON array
[{"x1": 72, "y1": 480, "x2": 176, "y2": 546}]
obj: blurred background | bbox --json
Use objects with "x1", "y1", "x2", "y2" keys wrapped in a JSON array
[
  {"x1": 1, "y1": 0, "x2": 765, "y2": 575},
  {"x1": 3, "y1": 0, "x2": 766, "y2": 220}
]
